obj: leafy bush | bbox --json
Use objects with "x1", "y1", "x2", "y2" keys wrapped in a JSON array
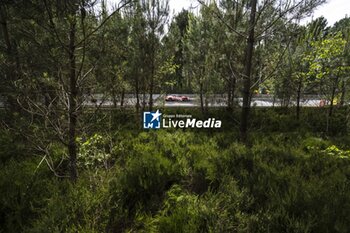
[
  {"x1": 28, "y1": 174, "x2": 110, "y2": 233},
  {"x1": 145, "y1": 185, "x2": 207, "y2": 233},
  {"x1": 0, "y1": 159, "x2": 55, "y2": 232},
  {"x1": 322, "y1": 145, "x2": 350, "y2": 158},
  {"x1": 107, "y1": 152, "x2": 179, "y2": 232},
  {"x1": 77, "y1": 134, "x2": 112, "y2": 169},
  {"x1": 302, "y1": 136, "x2": 331, "y2": 152}
]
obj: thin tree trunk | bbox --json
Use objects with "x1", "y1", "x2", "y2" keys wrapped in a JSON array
[
  {"x1": 200, "y1": 82, "x2": 204, "y2": 114},
  {"x1": 149, "y1": 29, "x2": 155, "y2": 111},
  {"x1": 141, "y1": 72, "x2": 146, "y2": 111},
  {"x1": 149, "y1": 74, "x2": 154, "y2": 111},
  {"x1": 340, "y1": 80, "x2": 346, "y2": 106},
  {"x1": 0, "y1": 5, "x2": 11, "y2": 53},
  {"x1": 240, "y1": 0, "x2": 257, "y2": 143},
  {"x1": 0, "y1": 4, "x2": 18, "y2": 110},
  {"x1": 327, "y1": 77, "x2": 338, "y2": 133},
  {"x1": 227, "y1": 74, "x2": 236, "y2": 110},
  {"x1": 231, "y1": 76, "x2": 236, "y2": 107},
  {"x1": 329, "y1": 77, "x2": 339, "y2": 118},
  {"x1": 149, "y1": 61, "x2": 154, "y2": 111},
  {"x1": 112, "y1": 89, "x2": 117, "y2": 108},
  {"x1": 296, "y1": 78, "x2": 302, "y2": 121},
  {"x1": 120, "y1": 88, "x2": 125, "y2": 107},
  {"x1": 328, "y1": 83, "x2": 336, "y2": 115},
  {"x1": 68, "y1": 17, "x2": 78, "y2": 181},
  {"x1": 142, "y1": 91, "x2": 146, "y2": 111},
  {"x1": 227, "y1": 79, "x2": 232, "y2": 110},
  {"x1": 135, "y1": 75, "x2": 140, "y2": 114}
]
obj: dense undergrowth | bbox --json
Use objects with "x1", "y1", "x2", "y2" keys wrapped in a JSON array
[{"x1": 0, "y1": 108, "x2": 350, "y2": 232}]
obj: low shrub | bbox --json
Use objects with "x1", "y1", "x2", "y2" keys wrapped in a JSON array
[{"x1": 106, "y1": 152, "x2": 179, "y2": 232}]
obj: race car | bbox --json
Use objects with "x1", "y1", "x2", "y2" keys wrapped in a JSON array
[{"x1": 165, "y1": 95, "x2": 190, "y2": 102}]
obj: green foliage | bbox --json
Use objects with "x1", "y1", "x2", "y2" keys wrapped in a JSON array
[
  {"x1": 0, "y1": 159, "x2": 54, "y2": 232},
  {"x1": 302, "y1": 136, "x2": 331, "y2": 151},
  {"x1": 27, "y1": 175, "x2": 110, "y2": 233},
  {"x1": 105, "y1": 130, "x2": 350, "y2": 233},
  {"x1": 323, "y1": 145, "x2": 350, "y2": 158},
  {"x1": 1, "y1": 110, "x2": 350, "y2": 232},
  {"x1": 142, "y1": 185, "x2": 207, "y2": 233},
  {"x1": 106, "y1": 149, "x2": 180, "y2": 231},
  {"x1": 2, "y1": 0, "x2": 350, "y2": 231},
  {"x1": 77, "y1": 134, "x2": 111, "y2": 169},
  {"x1": 305, "y1": 33, "x2": 347, "y2": 79},
  {"x1": 134, "y1": 179, "x2": 251, "y2": 233}
]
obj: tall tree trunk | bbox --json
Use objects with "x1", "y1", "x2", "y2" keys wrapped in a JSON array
[
  {"x1": 231, "y1": 77, "x2": 236, "y2": 106},
  {"x1": 149, "y1": 30, "x2": 155, "y2": 111},
  {"x1": 112, "y1": 88, "x2": 117, "y2": 108},
  {"x1": 200, "y1": 82, "x2": 204, "y2": 114},
  {"x1": 141, "y1": 73, "x2": 146, "y2": 111},
  {"x1": 231, "y1": 75, "x2": 236, "y2": 107},
  {"x1": 240, "y1": 0, "x2": 257, "y2": 143},
  {"x1": 135, "y1": 75, "x2": 140, "y2": 114},
  {"x1": 0, "y1": 4, "x2": 19, "y2": 111},
  {"x1": 227, "y1": 79, "x2": 232, "y2": 110},
  {"x1": 68, "y1": 17, "x2": 78, "y2": 181},
  {"x1": 227, "y1": 74, "x2": 235, "y2": 111},
  {"x1": 327, "y1": 77, "x2": 339, "y2": 133},
  {"x1": 120, "y1": 88, "x2": 125, "y2": 107},
  {"x1": 149, "y1": 72, "x2": 154, "y2": 111},
  {"x1": 296, "y1": 78, "x2": 302, "y2": 121},
  {"x1": 339, "y1": 80, "x2": 346, "y2": 106},
  {"x1": 329, "y1": 77, "x2": 339, "y2": 118},
  {"x1": 0, "y1": 5, "x2": 11, "y2": 53},
  {"x1": 142, "y1": 91, "x2": 146, "y2": 111}
]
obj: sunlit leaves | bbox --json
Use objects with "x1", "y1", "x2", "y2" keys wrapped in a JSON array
[{"x1": 305, "y1": 33, "x2": 347, "y2": 79}]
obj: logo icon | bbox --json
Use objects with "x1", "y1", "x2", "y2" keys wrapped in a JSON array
[{"x1": 143, "y1": 110, "x2": 162, "y2": 129}]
